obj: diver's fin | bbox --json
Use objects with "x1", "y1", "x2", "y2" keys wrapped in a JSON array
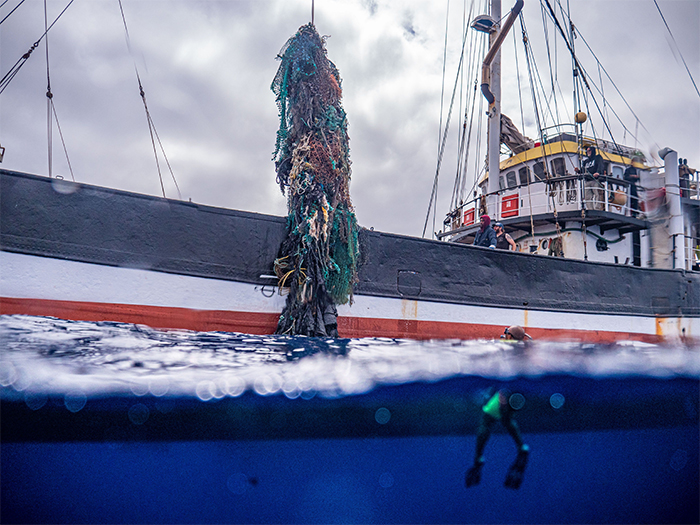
[
  {"x1": 504, "y1": 445, "x2": 529, "y2": 490},
  {"x1": 465, "y1": 458, "x2": 485, "y2": 488}
]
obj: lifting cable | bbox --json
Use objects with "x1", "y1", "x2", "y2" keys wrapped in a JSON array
[
  {"x1": 117, "y1": 0, "x2": 181, "y2": 200},
  {"x1": 0, "y1": 0, "x2": 74, "y2": 95}
]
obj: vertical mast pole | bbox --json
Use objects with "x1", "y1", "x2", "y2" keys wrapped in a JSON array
[{"x1": 486, "y1": 0, "x2": 502, "y2": 216}]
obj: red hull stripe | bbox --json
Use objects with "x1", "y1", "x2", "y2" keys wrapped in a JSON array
[{"x1": 0, "y1": 296, "x2": 661, "y2": 343}]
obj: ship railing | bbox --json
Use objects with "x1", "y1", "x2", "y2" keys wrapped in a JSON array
[
  {"x1": 442, "y1": 175, "x2": 639, "y2": 237},
  {"x1": 681, "y1": 169, "x2": 699, "y2": 200},
  {"x1": 684, "y1": 234, "x2": 700, "y2": 272}
]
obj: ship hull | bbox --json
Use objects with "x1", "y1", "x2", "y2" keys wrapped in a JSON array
[{"x1": 2, "y1": 170, "x2": 698, "y2": 341}]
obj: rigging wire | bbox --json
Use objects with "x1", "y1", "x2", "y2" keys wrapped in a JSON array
[
  {"x1": 519, "y1": 14, "x2": 568, "y2": 245},
  {"x1": 451, "y1": 0, "x2": 481, "y2": 209},
  {"x1": 452, "y1": 0, "x2": 468, "y2": 209},
  {"x1": 44, "y1": 0, "x2": 52, "y2": 178},
  {"x1": 117, "y1": 0, "x2": 181, "y2": 200},
  {"x1": 422, "y1": 13, "x2": 472, "y2": 238},
  {"x1": 40, "y1": 0, "x2": 75, "y2": 180},
  {"x1": 653, "y1": 0, "x2": 700, "y2": 98},
  {"x1": 0, "y1": 0, "x2": 74, "y2": 94},
  {"x1": 0, "y1": 0, "x2": 26, "y2": 26},
  {"x1": 538, "y1": 1, "x2": 561, "y2": 125},
  {"x1": 540, "y1": 0, "x2": 623, "y2": 155},
  {"x1": 430, "y1": 0, "x2": 452, "y2": 238},
  {"x1": 513, "y1": 24, "x2": 526, "y2": 133},
  {"x1": 459, "y1": 35, "x2": 488, "y2": 205},
  {"x1": 437, "y1": 1, "x2": 451, "y2": 170},
  {"x1": 571, "y1": 28, "x2": 659, "y2": 154}
]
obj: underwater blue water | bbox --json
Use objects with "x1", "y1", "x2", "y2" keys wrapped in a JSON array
[{"x1": 1, "y1": 315, "x2": 698, "y2": 524}]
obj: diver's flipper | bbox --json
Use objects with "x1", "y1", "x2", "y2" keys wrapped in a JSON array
[
  {"x1": 465, "y1": 460, "x2": 484, "y2": 488},
  {"x1": 504, "y1": 446, "x2": 529, "y2": 489}
]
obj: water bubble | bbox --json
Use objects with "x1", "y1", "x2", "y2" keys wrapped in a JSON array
[
  {"x1": 64, "y1": 391, "x2": 87, "y2": 413},
  {"x1": 0, "y1": 362, "x2": 17, "y2": 387},
  {"x1": 670, "y1": 449, "x2": 688, "y2": 471},
  {"x1": 508, "y1": 393, "x2": 526, "y2": 411},
  {"x1": 300, "y1": 389, "x2": 316, "y2": 400},
  {"x1": 24, "y1": 392, "x2": 48, "y2": 411},
  {"x1": 253, "y1": 374, "x2": 282, "y2": 396},
  {"x1": 128, "y1": 403, "x2": 150, "y2": 425},
  {"x1": 227, "y1": 473, "x2": 249, "y2": 495},
  {"x1": 283, "y1": 379, "x2": 301, "y2": 399},
  {"x1": 379, "y1": 472, "x2": 394, "y2": 488},
  {"x1": 224, "y1": 377, "x2": 245, "y2": 397},
  {"x1": 375, "y1": 407, "x2": 391, "y2": 425},
  {"x1": 129, "y1": 382, "x2": 149, "y2": 396},
  {"x1": 149, "y1": 378, "x2": 170, "y2": 397},
  {"x1": 549, "y1": 393, "x2": 565, "y2": 409},
  {"x1": 211, "y1": 382, "x2": 226, "y2": 399},
  {"x1": 51, "y1": 178, "x2": 79, "y2": 195},
  {"x1": 196, "y1": 380, "x2": 217, "y2": 401}
]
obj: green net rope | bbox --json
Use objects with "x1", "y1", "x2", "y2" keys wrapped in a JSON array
[{"x1": 271, "y1": 24, "x2": 359, "y2": 336}]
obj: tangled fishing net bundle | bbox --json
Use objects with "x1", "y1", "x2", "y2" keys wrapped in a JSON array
[{"x1": 271, "y1": 23, "x2": 359, "y2": 337}]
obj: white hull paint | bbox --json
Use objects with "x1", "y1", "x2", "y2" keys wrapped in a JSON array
[{"x1": 2, "y1": 251, "x2": 694, "y2": 342}]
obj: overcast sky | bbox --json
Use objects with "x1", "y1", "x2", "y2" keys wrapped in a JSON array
[{"x1": 1, "y1": 0, "x2": 698, "y2": 237}]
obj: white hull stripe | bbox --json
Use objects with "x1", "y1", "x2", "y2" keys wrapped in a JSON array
[{"x1": 2, "y1": 251, "x2": 695, "y2": 341}]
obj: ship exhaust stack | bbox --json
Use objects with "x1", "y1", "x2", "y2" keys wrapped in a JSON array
[{"x1": 660, "y1": 147, "x2": 686, "y2": 270}]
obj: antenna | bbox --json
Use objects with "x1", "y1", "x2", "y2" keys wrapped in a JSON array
[{"x1": 312, "y1": 0, "x2": 315, "y2": 25}]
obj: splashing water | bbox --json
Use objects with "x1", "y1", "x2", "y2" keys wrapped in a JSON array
[{"x1": 1, "y1": 315, "x2": 698, "y2": 401}]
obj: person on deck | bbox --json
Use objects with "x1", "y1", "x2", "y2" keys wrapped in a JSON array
[
  {"x1": 623, "y1": 162, "x2": 641, "y2": 217},
  {"x1": 576, "y1": 146, "x2": 605, "y2": 210},
  {"x1": 494, "y1": 222, "x2": 516, "y2": 250},
  {"x1": 473, "y1": 214, "x2": 497, "y2": 249}
]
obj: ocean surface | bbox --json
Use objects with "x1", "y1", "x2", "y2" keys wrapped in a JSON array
[
  {"x1": 1, "y1": 314, "x2": 699, "y2": 524},
  {"x1": 2, "y1": 314, "x2": 698, "y2": 399}
]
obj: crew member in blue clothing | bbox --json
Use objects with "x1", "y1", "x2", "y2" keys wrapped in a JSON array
[{"x1": 473, "y1": 214, "x2": 497, "y2": 248}]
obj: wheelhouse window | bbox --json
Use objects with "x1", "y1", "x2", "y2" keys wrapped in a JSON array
[
  {"x1": 518, "y1": 166, "x2": 531, "y2": 185},
  {"x1": 550, "y1": 157, "x2": 566, "y2": 177},
  {"x1": 612, "y1": 165, "x2": 623, "y2": 179},
  {"x1": 505, "y1": 170, "x2": 517, "y2": 188},
  {"x1": 533, "y1": 161, "x2": 547, "y2": 181}
]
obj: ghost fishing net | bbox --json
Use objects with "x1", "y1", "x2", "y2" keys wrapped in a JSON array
[{"x1": 271, "y1": 23, "x2": 359, "y2": 337}]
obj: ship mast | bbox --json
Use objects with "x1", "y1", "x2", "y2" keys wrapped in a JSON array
[
  {"x1": 485, "y1": 0, "x2": 501, "y2": 215},
  {"x1": 480, "y1": 0, "x2": 524, "y2": 215}
]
